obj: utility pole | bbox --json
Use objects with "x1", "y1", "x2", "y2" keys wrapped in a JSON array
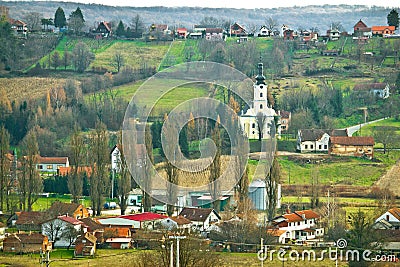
[
  {"x1": 169, "y1": 235, "x2": 186, "y2": 267},
  {"x1": 170, "y1": 241, "x2": 174, "y2": 267},
  {"x1": 260, "y1": 238, "x2": 264, "y2": 267}
]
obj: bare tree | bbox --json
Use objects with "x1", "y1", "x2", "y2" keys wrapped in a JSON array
[
  {"x1": 265, "y1": 16, "x2": 278, "y2": 32},
  {"x1": 0, "y1": 126, "x2": 10, "y2": 212},
  {"x1": 68, "y1": 125, "x2": 84, "y2": 203},
  {"x1": 23, "y1": 12, "x2": 42, "y2": 32},
  {"x1": 20, "y1": 130, "x2": 43, "y2": 211},
  {"x1": 116, "y1": 131, "x2": 131, "y2": 215},
  {"x1": 131, "y1": 14, "x2": 144, "y2": 36},
  {"x1": 112, "y1": 51, "x2": 125, "y2": 73},
  {"x1": 163, "y1": 118, "x2": 179, "y2": 216},
  {"x1": 265, "y1": 156, "x2": 280, "y2": 221},
  {"x1": 42, "y1": 219, "x2": 64, "y2": 246},
  {"x1": 256, "y1": 112, "x2": 267, "y2": 141},
  {"x1": 142, "y1": 124, "x2": 153, "y2": 212},
  {"x1": 90, "y1": 121, "x2": 109, "y2": 216},
  {"x1": 209, "y1": 121, "x2": 221, "y2": 212},
  {"x1": 62, "y1": 224, "x2": 80, "y2": 250}
]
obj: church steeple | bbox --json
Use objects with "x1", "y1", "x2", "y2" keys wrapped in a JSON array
[{"x1": 255, "y1": 62, "x2": 265, "y2": 85}]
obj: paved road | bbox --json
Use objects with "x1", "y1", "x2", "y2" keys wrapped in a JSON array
[{"x1": 343, "y1": 118, "x2": 386, "y2": 136}]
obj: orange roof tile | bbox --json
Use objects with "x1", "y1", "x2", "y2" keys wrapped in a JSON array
[
  {"x1": 388, "y1": 208, "x2": 400, "y2": 221},
  {"x1": 330, "y1": 136, "x2": 374, "y2": 146}
]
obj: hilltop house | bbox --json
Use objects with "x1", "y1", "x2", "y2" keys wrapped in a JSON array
[
  {"x1": 353, "y1": 83, "x2": 390, "y2": 99},
  {"x1": 372, "y1": 26, "x2": 396, "y2": 36},
  {"x1": 179, "y1": 207, "x2": 220, "y2": 233},
  {"x1": 258, "y1": 26, "x2": 273, "y2": 37},
  {"x1": 279, "y1": 110, "x2": 291, "y2": 132},
  {"x1": 36, "y1": 156, "x2": 69, "y2": 174},
  {"x1": 93, "y1": 21, "x2": 112, "y2": 38},
  {"x1": 9, "y1": 19, "x2": 28, "y2": 36},
  {"x1": 270, "y1": 210, "x2": 324, "y2": 244},
  {"x1": 353, "y1": 19, "x2": 371, "y2": 39},
  {"x1": 328, "y1": 28, "x2": 340, "y2": 41},
  {"x1": 230, "y1": 22, "x2": 246, "y2": 36},
  {"x1": 176, "y1": 28, "x2": 188, "y2": 38},
  {"x1": 329, "y1": 136, "x2": 374, "y2": 159}
]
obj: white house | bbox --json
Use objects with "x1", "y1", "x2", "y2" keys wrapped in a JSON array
[
  {"x1": 239, "y1": 63, "x2": 280, "y2": 140},
  {"x1": 353, "y1": 83, "x2": 390, "y2": 99},
  {"x1": 41, "y1": 215, "x2": 84, "y2": 248},
  {"x1": 179, "y1": 207, "x2": 220, "y2": 233},
  {"x1": 36, "y1": 156, "x2": 69, "y2": 173},
  {"x1": 296, "y1": 128, "x2": 348, "y2": 153},
  {"x1": 375, "y1": 207, "x2": 400, "y2": 227},
  {"x1": 328, "y1": 28, "x2": 340, "y2": 41},
  {"x1": 258, "y1": 26, "x2": 272, "y2": 37},
  {"x1": 271, "y1": 210, "x2": 324, "y2": 244}
]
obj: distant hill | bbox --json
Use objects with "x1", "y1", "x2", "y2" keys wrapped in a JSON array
[{"x1": 0, "y1": 1, "x2": 395, "y2": 33}]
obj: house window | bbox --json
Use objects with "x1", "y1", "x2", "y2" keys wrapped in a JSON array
[
  {"x1": 319, "y1": 145, "x2": 322, "y2": 150},
  {"x1": 324, "y1": 145, "x2": 327, "y2": 149},
  {"x1": 310, "y1": 145, "x2": 314, "y2": 149},
  {"x1": 386, "y1": 215, "x2": 390, "y2": 221},
  {"x1": 47, "y1": 165, "x2": 53, "y2": 169},
  {"x1": 297, "y1": 222, "x2": 300, "y2": 226},
  {"x1": 305, "y1": 145, "x2": 308, "y2": 149},
  {"x1": 38, "y1": 165, "x2": 43, "y2": 170},
  {"x1": 260, "y1": 93, "x2": 263, "y2": 97}
]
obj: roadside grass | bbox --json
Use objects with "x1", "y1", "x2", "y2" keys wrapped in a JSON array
[{"x1": 359, "y1": 117, "x2": 400, "y2": 136}]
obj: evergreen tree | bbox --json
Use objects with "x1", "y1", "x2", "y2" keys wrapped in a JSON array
[
  {"x1": 69, "y1": 7, "x2": 85, "y2": 34},
  {"x1": 54, "y1": 7, "x2": 66, "y2": 30},
  {"x1": 116, "y1": 20, "x2": 125, "y2": 37},
  {"x1": 387, "y1": 9, "x2": 399, "y2": 29}
]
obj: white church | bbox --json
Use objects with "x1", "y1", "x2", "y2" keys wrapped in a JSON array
[{"x1": 239, "y1": 62, "x2": 280, "y2": 139}]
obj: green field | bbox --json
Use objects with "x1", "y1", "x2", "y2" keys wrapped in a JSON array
[
  {"x1": 277, "y1": 150, "x2": 400, "y2": 186},
  {"x1": 33, "y1": 196, "x2": 91, "y2": 211},
  {"x1": 91, "y1": 40, "x2": 170, "y2": 72}
]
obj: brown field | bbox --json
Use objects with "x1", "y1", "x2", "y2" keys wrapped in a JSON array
[{"x1": 1, "y1": 77, "x2": 67, "y2": 102}]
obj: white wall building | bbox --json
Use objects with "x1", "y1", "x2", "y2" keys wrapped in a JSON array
[
  {"x1": 239, "y1": 63, "x2": 280, "y2": 140},
  {"x1": 41, "y1": 215, "x2": 84, "y2": 248}
]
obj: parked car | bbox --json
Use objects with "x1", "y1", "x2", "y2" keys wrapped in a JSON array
[{"x1": 103, "y1": 202, "x2": 117, "y2": 209}]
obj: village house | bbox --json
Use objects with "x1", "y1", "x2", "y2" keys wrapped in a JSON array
[
  {"x1": 74, "y1": 232, "x2": 96, "y2": 257},
  {"x1": 270, "y1": 210, "x2": 324, "y2": 244},
  {"x1": 104, "y1": 227, "x2": 132, "y2": 249},
  {"x1": 329, "y1": 136, "x2": 374, "y2": 159},
  {"x1": 41, "y1": 215, "x2": 84, "y2": 248},
  {"x1": 79, "y1": 217, "x2": 104, "y2": 243},
  {"x1": 353, "y1": 83, "x2": 390, "y2": 99},
  {"x1": 371, "y1": 26, "x2": 396, "y2": 36},
  {"x1": 36, "y1": 156, "x2": 69, "y2": 174},
  {"x1": 258, "y1": 26, "x2": 273, "y2": 37},
  {"x1": 230, "y1": 22, "x2": 246, "y2": 36},
  {"x1": 48, "y1": 201, "x2": 89, "y2": 220},
  {"x1": 353, "y1": 19, "x2": 372, "y2": 39},
  {"x1": 160, "y1": 215, "x2": 192, "y2": 233},
  {"x1": 93, "y1": 21, "x2": 112, "y2": 38},
  {"x1": 327, "y1": 28, "x2": 340, "y2": 41},
  {"x1": 118, "y1": 212, "x2": 167, "y2": 230},
  {"x1": 297, "y1": 129, "x2": 348, "y2": 153},
  {"x1": 374, "y1": 207, "x2": 400, "y2": 230},
  {"x1": 176, "y1": 28, "x2": 188, "y2": 39},
  {"x1": 279, "y1": 110, "x2": 291, "y2": 132},
  {"x1": 205, "y1": 28, "x2": 224, "y2": 40},
  {"x1": 179, "y1": 207, "x2": 221, "y2": 233},
  {"x1": 3, "y1": 232, "x2": 51, "y2": 253},
  {"x1": 9, "y1": 19, "x2": 28, "y2": 37},
  {"x1": 11, "y1": 211, "x2": 49, "y2": 231}
]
